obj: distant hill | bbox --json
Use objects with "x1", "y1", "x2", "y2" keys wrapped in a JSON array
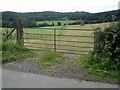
[{"x1": 1, "y1": 10, "x2": 120, "y2": 28}]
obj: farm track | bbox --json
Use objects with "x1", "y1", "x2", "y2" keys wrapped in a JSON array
[{"x1": 2, "y1": 51, "x2": 118, "y2": 84}]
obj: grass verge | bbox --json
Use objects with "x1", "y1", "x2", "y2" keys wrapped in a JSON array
[
  {"x1": 75, "y1": 54, "x2": 119, "y2": 84},
  {"x1": 2, "y1": 41, "x2": 33, "y2": 64},
  {"x1": 35, "y1": 51, "x2": 65, "y2": 68}
]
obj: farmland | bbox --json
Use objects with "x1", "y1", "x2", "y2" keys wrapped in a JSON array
[
  {"x1": 1, "y1": 22, "x2": 111, "y2": 54},
  {"x1": 23, "y1": 22, "x2": 111, "y2": 54},
  {"x1": 2, "y1": 20, "x2": 119, "y2": 84},
  {"x1": 23, "y1": 22, "x2": 110, "y2": 34},
  {"x1": 37, "y1": 20, "x2": 78, "y2": 26},
  {"x1": 1, "y1": 8, "x2": 119, "y2": 86}
]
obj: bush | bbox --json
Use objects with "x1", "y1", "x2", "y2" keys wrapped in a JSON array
[
  {"x1": 57, "y1": 22, "x2": 61, "y2": 26},
  {"x1": 68, "y1": 21, "x2": 80, "y2": 25},
  {"x1": 93, "y1": 21, "x2": 120, "y2": 71}
]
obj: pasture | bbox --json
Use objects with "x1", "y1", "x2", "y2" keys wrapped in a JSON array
[
  {"x1": 2, "y1": 22, "x2": 119, "y2": 84},
  {"x1": 1, "y1": 22, "x2": 111, "y2": 54},
  {"x1": 23, "y1": 22, "x2": 111, "y2": 54},
  {"x1": 37, "y1": 20, "x2": 77, "y2": 26}
]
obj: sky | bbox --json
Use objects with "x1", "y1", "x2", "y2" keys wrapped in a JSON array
[{"x1": 0, "y1": 0, "x2": 119, "y2": 13}]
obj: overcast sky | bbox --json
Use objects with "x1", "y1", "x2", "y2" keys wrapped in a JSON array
[{"x1": 0, "y1": 0, "x2": 119, "y2": 13}]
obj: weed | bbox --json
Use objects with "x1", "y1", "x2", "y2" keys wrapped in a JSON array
[
  {"x1": 75, "y1": 54, "x2": 119, "y2": 83},
  {"x1": 2, "y1": 41, "x2": 32, "y2": 63},
  {"x1": 35, "y1": 51, "x2": 65, "y2": 68}
]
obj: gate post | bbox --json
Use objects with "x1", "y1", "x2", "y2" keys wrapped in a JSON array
[
  {"x1": 54, "y1": 29, "x2": 56, "y2": 52},
  {"x1": 16, "y1": 19, "x2": 24, "y2": 45}
]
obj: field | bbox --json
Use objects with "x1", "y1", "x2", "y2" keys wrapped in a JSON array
[
  {"x1": 1, "y1": 22, "x2": 110, "y2": 33},
  {"x1": 23, "y1": 22, "x2": 111, "y2": 54},
  {"x1": 1, "y1": 22, "x2": 111, "y2": 54},
  {"x1": 2, "y1": 21, "x2": 119, "y2": 84},
  {"x1": 37, "y1": 20, "x2": 77, "y2": 26}
]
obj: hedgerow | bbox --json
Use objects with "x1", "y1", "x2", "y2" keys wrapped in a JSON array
[{"x1": 93, "y1": 21, "x2": 120, "y2": 71}]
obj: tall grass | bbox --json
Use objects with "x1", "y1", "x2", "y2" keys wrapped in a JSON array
[
  {"x1": 75, "y1": 54, "x2": 119, "y2": 84},
  {"x1": 2, "y1": 41, "x2": 32, "y2": 63}
]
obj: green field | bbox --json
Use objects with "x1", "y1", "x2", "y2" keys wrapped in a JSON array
[
  {"x1": 1, "y1": 22, "x2": 111, "y2": 54},
  {"x1": 37, "y1": 20, "x2": 77, "y2": 26},
  {"x1": 24, "y1": 23, "x2": 111, "y2": 54},
  {"x1": 1, "y1": 22, "x2": 111, "y2": 34},
  {"x1": 23, "y1": 22, "x2": 110, "y2": 34},
  {"x1": 23, "y1": 26, "x2": 62, "y2": 34}
]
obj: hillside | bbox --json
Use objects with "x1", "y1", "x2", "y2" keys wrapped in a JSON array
[{"x1": 1, "y1": 9, "x2": 120, "y2": 28}]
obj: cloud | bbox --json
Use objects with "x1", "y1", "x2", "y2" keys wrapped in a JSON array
[
  {"x1": 0, "y1": 0, "x2": 119, "y2": 13},
  {"x1": 119, "y1": 1, "x2": 120, "y2": 9}
]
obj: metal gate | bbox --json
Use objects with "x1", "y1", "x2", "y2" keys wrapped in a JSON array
[{"x1": 24, "y1": 27, "x2": 94, "y2": 55}]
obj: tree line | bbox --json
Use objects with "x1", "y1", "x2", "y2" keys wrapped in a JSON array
[{"x1": 1, "y1": 10, "x2": 119, "y2": 28}]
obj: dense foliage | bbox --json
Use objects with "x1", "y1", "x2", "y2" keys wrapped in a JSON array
[
  {"x1": 2, "y1": 10, "x2": 119, "y2": 28},
  {"x1": 57, "y1": 22, "x2": 61, "y2": 26},
  {"x1": 93, "y1": 22, "x2": 120, "y2": 71}
]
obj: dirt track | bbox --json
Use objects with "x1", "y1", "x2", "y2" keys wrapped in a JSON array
[{"x1": 2, "y1": 51, "x2": 118, "y2": 84}]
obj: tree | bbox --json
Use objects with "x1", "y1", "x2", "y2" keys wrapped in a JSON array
[
  {"x1": 57, "y1": 22, "x2": 61, "y2": 26},
  {"x1": 52, "y1": 22, "x2": 55, "y2": 26}
]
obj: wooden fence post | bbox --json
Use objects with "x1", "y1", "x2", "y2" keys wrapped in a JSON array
[
  {"x1": 54, "y1": 29, "x2": 56, "y2": 52},
  {"x1": 16, "y1": 19, "x2": 23, "y2": 45}
]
